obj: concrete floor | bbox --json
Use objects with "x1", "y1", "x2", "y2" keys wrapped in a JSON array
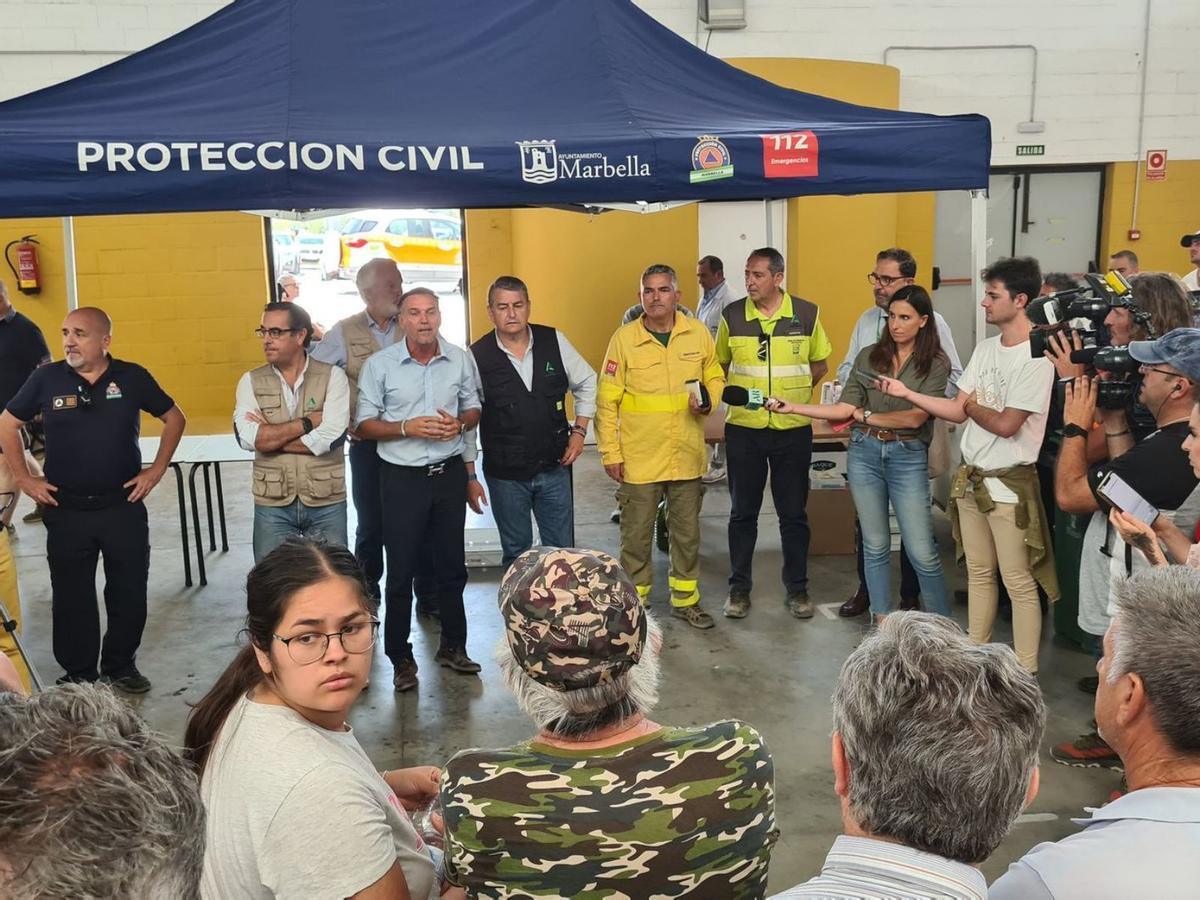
[{"x1": 8, "y1": 451, "x2": 1115, "y2": 893}]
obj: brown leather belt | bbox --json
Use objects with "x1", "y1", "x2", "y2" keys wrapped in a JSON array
[{"x1": 853, "y1": 425, "x2": 922, "y2": 443}]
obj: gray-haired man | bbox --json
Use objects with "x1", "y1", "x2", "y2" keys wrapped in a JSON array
[
  {"x1": 0, "y1": 684, "x2": 205, "y2": 898},
  {"x1": 773, "y1": 612, "x2": 1045, "y2": 899},
  {"x1": 992, "y1": 566, "x2": 1200, "y2": 899}
]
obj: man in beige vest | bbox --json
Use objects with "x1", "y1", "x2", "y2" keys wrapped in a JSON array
[
  {"x1": 235, "y1": 302, "x2": 350, "y2": 561},
  {"x1": 311, "y1": 259, "x2": 403, "y2": 598}
]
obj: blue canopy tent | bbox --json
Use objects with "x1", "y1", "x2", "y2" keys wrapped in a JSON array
[{"x1": 0, "y1": 0, "x2": 990, "y2": 217}]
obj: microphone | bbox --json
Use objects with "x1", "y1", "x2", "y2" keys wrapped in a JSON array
[{"x1": 722, "y1": 385, "x2": 764, "y2": 410}]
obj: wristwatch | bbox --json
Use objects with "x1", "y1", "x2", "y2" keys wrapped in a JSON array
[
  {"x1": 861, "y1": 409, "x2": 874, "y2": 424},
  {"x1": 1061, "y1": 423, "x2": 1089, "y2": 439},
  {"x1": 300, "y1": 416, "x2": 314, "y2": 434}
]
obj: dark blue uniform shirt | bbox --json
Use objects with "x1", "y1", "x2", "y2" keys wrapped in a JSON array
[
  {"x1": 0, "y1": 308, "x2": 51, "y2": 411},
  {"x1": 6, "y1": 357, "x2": 174, "y2": 495}
]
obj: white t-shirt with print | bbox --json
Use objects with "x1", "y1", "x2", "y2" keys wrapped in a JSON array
[
  {"x1": 200, "y1": 694, "x2": 436, "y2": 900},
  {"x1": 956, "y1": 336, "x2": 1054, "y2": 504}
]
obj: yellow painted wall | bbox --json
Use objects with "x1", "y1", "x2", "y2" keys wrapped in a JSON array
[
  {"x1": 466, "y1": 56, "x2": 937, "y2": 373},
  {"x1": 1101, "y1": 160, "x2": 1200, "y2": 278},
  {"x1": 1, "y1": 213, "x2": 269, "y2": 436}
]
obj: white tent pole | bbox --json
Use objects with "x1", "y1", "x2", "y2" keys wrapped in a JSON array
[
  {"x1": 970, "y1": 189, "x2": 987, "y2": 344},
  {"x1": 62, "y1": 216, "x2": 78, "y2": 312},
  {"x1": 764, "y1": 198, "x2": 772, "y2": 247}
]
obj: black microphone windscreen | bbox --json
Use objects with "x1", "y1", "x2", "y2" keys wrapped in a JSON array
[{"x1": 722, "y1": 385, "x2": 750, "y2": 406}]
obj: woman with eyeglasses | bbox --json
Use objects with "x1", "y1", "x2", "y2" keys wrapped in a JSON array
[
  {"x1": 185, "y1": 539, "x2": 458, "y2": 899},
  {"x1": 764, "y1": 286, "x2": 951, "y2": 621}
]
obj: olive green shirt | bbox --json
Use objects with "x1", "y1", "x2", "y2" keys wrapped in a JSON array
[{"x1": 838, "y1": 345, "x2": 949, "y2": 444}]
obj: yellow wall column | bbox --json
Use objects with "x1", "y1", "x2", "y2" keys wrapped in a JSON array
[{"x1": 1102, "y1": 160, "x2": 1200, "y2": 278}]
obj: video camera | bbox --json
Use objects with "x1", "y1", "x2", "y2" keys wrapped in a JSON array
[{"x1": 1029, "y1": 271, "x2": 1153, "y2": 409}]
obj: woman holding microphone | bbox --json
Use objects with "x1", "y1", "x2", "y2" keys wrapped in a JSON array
[{"x1": 765, "y1": 286, "x2": 951, "y2": 620}]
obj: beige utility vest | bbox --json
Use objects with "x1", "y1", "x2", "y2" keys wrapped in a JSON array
[
  {"x1": 250, "y1": 359, "x2": 346, "y2": 508},
  {"x1": 338, "y1": 311, "x2": 384, "y2": 415}
]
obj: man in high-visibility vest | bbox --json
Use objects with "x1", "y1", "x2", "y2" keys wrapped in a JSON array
[
  {"x1": 596, "y1": 264, "x2": 725, "y2": 629},
  {"x1": 716, "y1": 247, "x2": 832, "y2": 621}
]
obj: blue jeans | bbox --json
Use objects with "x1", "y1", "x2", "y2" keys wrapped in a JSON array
[
  {"x1": 847, "y1": 432, "x2": 948, "y2": 616},
  {"x1": 253, "y1": 499, "x2": 348, "y2": 563},
  {"x1": 488, "y1": 467, "x2": 574, "y2": 569}
]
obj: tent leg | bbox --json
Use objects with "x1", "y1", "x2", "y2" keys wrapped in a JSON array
[
  {"x1": 62, "y1": 216, "x2": 79, "y2": 312},
  {"x1": 970, "y1": 189, "x2": 988, "y2": 344}
]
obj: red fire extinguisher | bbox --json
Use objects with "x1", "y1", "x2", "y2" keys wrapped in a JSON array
[{"x1": 4, "y1": 236, "x2": 41, "y2": 295}]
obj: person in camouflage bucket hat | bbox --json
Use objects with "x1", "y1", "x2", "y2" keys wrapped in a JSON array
[
  {"x1": 438, "y1": 545, "x2": 779, "y2": 897},
  {"x1": 498, "y1": 546, "x2": 647, "y2": 692}
]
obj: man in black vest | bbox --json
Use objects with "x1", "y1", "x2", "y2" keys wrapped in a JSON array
[{"x1": 469, "y1": 276, "x2": 597, "y2": 569}]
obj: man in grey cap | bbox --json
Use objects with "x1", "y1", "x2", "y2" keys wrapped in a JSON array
[
  {"x1": 1181, "y1": 229, "x2": 1200, "y2": 291},
  {"x1": 1051, "y1": 328, "x2": 1200, "y2": 775},
  {"x1": 438, "y1": 546, "x2": 777, "y2": 898}
]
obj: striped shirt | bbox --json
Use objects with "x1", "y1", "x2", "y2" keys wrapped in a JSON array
[{"x1": 771, "y1": 835, "x2": 986, "y2": 900}]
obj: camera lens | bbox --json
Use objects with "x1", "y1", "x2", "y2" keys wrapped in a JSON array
[{"x1": 1093, "y1": 345, "x2": 1139, "y2": 374}]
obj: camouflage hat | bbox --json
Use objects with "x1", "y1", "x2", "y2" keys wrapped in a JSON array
[{"x1": 499, "y1": 547, "x2": 646, "y2": 692}]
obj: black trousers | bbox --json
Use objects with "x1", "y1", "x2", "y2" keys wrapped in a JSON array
[
  {"x1": 351, "y1": 439, "x2": 437, "y2": 604},
  {"x1": 380, "y1": 459, "x2": 469, "y2": 663},
  {"x1": 44, "y1": 500, "x2": 149, "y2": 680},
  {"x1": 855, "y1": 523, "x2": 920, "y2": 599},
  {"x1": 726, "y1": 423, "x2": 812, "y2": 594}
]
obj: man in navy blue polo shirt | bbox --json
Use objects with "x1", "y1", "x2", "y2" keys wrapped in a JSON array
[
  {"x1": 0, "y1": 280, "x2": 51, "y2": 533},
  {"x1": 0, "y1": 307, "x2": 185, "y2": 693}
]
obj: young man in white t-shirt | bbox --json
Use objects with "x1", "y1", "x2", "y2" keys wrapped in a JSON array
[{"x1": 877, "y1": 257, "x2": 1055, "y2": 672}]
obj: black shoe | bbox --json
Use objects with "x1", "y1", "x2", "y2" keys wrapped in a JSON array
[
  {"x1": 393, "y1": 658, "x2": 419, "y2": 692},
  {"x1": 839, "y1": 587, "x2": 869, "y2": 618},
  {"x1": 1077, "y1": 675, "x2": 1099, "y2": 694},
  {"x1": 100, "y1": 668, "x2": 151, "y2": 694},
  {"x1": 899, "y1": 595, "x2": 920, "y2": 611},
  {"x1": 56, "y1": 672, "x2": 98, "y2": 685},
  {"x1": 435, "y1": 645, "x2": 481, "y2": 674}
]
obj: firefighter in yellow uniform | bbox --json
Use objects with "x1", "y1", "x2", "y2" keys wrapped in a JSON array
[
  {"x1": 716, "y1": 247, "x2": 832, "y2": 621},
  {"x1": 596, "y1": 264, "x2": 725, "y2": 629}
]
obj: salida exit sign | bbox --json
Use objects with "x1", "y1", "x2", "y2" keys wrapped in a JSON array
[{"x1": 1016, "y1": 145, "x2": 1045, "y2": 157}]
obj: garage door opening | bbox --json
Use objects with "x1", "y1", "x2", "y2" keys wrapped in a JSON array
[{"x1": 267, "y1": 208, "x2": 468, "y2": 348}]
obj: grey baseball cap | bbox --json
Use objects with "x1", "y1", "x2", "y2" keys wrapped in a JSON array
[{"x1": 1128, "y1": 328, "x2": 1200, "y2": 381}]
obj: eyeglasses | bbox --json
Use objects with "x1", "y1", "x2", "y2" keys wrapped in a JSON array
[
  {"x1": 757, "y1": 334, "x2": 769, "y2": 362},
  {"x1": 77, "y1": 385, "x2": 93, "y2": 409},
  {"x1": 273, "y1": 619, "x2": 380, "y2": 665},
  {"x1": 254, "y1": 327, "x2": 300, "y2": 339},
  {"x1": 867, "y1": 273, "x2": 905, "y2": 287},
  {"x1": 1139, "y1": 365, "x2": 1186, "y2": 380}
]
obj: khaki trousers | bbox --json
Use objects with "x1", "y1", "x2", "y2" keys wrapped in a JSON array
[
  {"x1": 956, "y1": 497, "x2": 1042, "y2": 672},
  {"x1": 617, "y1": 479, "x2": 703, "y2": 607}
]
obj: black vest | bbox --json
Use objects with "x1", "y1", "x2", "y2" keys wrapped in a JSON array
[{"x1": 471, "y1": 324, "x2": 570, "y2": 481}]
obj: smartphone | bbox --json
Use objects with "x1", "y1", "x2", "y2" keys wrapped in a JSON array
[
  {"x1": 1097, "y1": 471, "x2": 1159, "y2": 526},
  {"x1": 852, "y1": 369, "x2": 879, "y2": 388},
  {"x1": 685, "y1": 379, "x2": 711, "y2": 411}
]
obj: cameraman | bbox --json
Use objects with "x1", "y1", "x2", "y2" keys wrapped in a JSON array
[
  {"x1": 1045, "y1": 273, "x2": 1193, "y2": 444},
  {"x1": 1051, "y1": 329, "x2": 1200, "y2": 773}
]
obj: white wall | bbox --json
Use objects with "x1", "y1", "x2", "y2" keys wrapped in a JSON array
[
  {"x1": 1, "y1": 0, "x2": 1195, "y2": 166},
  {"x1": 639, "y1": 0, "x2": 1199, "y2": 165}
]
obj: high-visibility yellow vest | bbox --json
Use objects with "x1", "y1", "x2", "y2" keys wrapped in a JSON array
[{"x1": 716, "y1": 293, "x2": 832, "y2": 429}]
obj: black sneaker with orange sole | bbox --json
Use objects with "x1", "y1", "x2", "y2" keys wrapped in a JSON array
[{"x1": 1050, "y1": 730, "x2": 1123, "y2": 769}]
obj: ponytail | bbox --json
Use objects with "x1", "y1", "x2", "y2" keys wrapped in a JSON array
[
  {"x1": 182, "y1": 537, "x2": 376, "y2": 777},
  {"x1": 183, "y1": 644, "x2": 264, "y2": 775}
]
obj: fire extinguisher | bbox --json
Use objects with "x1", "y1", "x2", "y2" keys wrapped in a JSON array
[{"x1": 4, "y1": 236, "x2": 41, "y2": 295}]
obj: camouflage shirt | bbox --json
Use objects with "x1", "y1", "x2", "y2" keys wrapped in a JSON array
[{"x1": 440, "y1": 719, "x2": 777, "y2": 899}]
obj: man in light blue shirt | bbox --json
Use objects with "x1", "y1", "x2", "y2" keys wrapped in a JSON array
[
  {"x1": 835, "y1": 248, "x2": 963, "y2": 618},
  {"x1": 310, "y1": 258, "x2": 402, "y2": 600},
  {"x1": 773, "y1": 612, "x2": 1043, "y2": 900},
  {"x1": 356, "y1": 287, "x2": 482, "y2": 692},
  {"x1": 696, "y1": 255, "x2": 737, "y2": 483},
  {"x1": 991, "y1": 566, "x2": 1200, "y2": 900}
]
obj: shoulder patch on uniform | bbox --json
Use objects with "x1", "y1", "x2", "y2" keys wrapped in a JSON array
[{"x1": 605, "y1": 359, "x2": 618, "y2": 376}]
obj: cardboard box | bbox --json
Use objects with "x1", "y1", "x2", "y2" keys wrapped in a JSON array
[
  {"x1": 807, "y1": 487, "x2": 856, "y2": 555},
  {"x1": 810, "y1": 447, "x2": 848, "y2": 490}
]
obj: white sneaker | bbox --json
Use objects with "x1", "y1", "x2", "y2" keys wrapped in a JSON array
[{"x1": 701, "y1": 465, "x2": 727, "y2": 484}]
